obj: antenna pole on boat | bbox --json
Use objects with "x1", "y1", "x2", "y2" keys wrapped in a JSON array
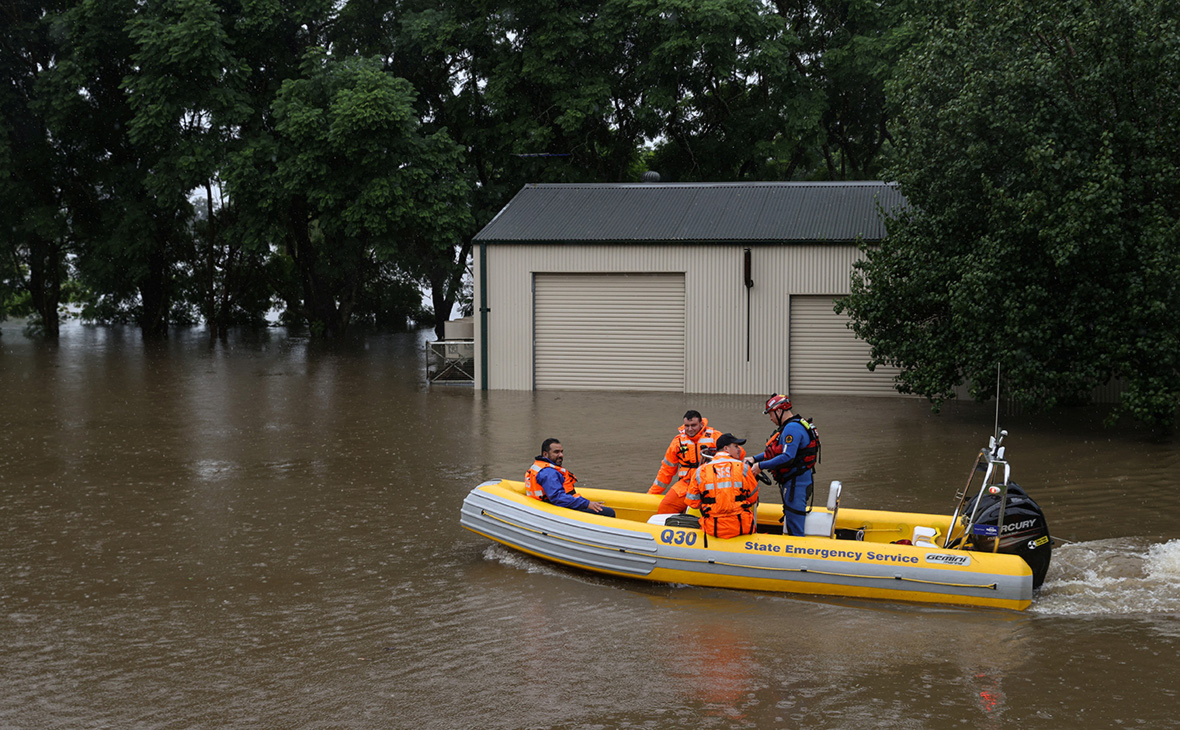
[
  {"x1": 993, "y1": 362, "x2": 1001, "y2": 444},
  {"x1": 988, "y1": 361, "x2": 1011, "y2": 553},
  {"x1": 944, "y1": 363, "x2": 1005, "y2": 550}
]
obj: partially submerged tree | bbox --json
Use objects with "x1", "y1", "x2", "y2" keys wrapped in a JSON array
[
  {"x1": 123, "y1": 0, "x2": 264, "y2": 338},
  {"x1": 226, "y1": 49, "x2": 470, "y2": 338},
  {"x1": 0, "y1": 0, "x2": 74, "y2": 336},
  {"x1": 839, "y1": 0, "x2": 1180, "y2": 427}
]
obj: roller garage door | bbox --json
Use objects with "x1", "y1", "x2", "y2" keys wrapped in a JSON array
[
  {"x1": 533, "y1": 273, "x2": 685, "y2": 391},
  {"x1": 789, "y1": 295, "x2": 902, "y2": 396}
]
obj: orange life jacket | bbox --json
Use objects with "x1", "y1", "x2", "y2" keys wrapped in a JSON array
[
  {"x1": 525, "y1": 459, "x2": 578, "y2": 502},
  {"x1": 686, "y1": 453, "x2": 758, "y2": 538},
  {"x1": 650, "y1": 419, "x2": 721, "y2": 494}
]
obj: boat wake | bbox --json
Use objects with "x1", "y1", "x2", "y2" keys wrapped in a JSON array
[
  {"x1": 484, "y1": 544, "x2": 560, "y2": 576},
  {"x1": 482, "y1": 544, "x2": 693, "y2": 593},
  {"x1": 1031, "y1": 537, "x2": 1180, "y2": 616}
]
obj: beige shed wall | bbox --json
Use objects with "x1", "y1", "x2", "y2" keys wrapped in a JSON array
[{"x1": 475, "y1": 243, "x2": 868, "y2": 394}]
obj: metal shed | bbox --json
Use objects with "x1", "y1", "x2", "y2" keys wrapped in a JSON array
[{"x1": 472, "y1": 181, "x2": 909, "y2": 395}]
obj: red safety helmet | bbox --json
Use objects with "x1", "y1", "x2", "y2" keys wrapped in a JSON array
[{"x1": 763, "y1": 394, "x2": 792, "y2": 414}]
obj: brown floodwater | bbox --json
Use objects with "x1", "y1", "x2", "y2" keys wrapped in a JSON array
[{"x1": 2, "y1": 321, "x2": 1179, "y2": 729}]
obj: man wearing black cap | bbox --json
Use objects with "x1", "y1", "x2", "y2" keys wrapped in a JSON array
[{"x1": 685, "y1": 433, "x2": 760, "y2": 539}]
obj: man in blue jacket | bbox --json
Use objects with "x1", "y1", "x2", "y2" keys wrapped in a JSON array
[
  {"x1": 748, "y1": 395, "x2": 819, "y2": 536},
  {"x1": 525, "y1": 439, "x2": 615, "y2": 517}
]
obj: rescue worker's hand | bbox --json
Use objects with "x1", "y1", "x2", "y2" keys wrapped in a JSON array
[
  {"x1": 587, "y1": 501, "x2": 608, "y2": 513},
  {"x1": 749, "y1": 462, "x2": 762, "y2": 477}
]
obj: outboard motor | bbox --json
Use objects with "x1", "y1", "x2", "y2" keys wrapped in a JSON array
[{"x1": 961, "y1": 483, "x2": 1052, "y2": 588}]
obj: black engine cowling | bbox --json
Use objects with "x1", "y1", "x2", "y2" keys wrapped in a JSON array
[{"x1": 960, "y1": 482, "x2": 1052, "y2": 588}]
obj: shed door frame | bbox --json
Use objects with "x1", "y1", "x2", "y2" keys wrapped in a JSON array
[
  {"x1": 533, "y1": 272, "x2": 686, "y2": 391},
  {"x1": 789, "y1": 294, "x2": 902, "y2": 396}
]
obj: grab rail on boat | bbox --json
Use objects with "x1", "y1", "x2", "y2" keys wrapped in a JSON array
[{"x1": 943, "y1": 430, "x2": 1012, "y2": 552}]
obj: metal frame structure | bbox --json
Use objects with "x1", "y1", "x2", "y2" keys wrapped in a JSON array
[
  {"x1": 944, "y1": 430, "x2": 1011, "y2": 551},
  {"x1": 427, "y1": 340, "x2": 475, "y2": 384}
]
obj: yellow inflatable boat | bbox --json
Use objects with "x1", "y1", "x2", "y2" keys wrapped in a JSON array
[{"x1": 461, "y1": 431, "x2": 1052, "y2": 611}]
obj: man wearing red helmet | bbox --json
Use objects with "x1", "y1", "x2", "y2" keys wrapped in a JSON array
[{"x1": 748, "y1": 394, "x2": 820, "y2": 536}]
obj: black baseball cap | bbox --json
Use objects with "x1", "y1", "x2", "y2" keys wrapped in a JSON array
[{"x1": 716, "y1": 433, "x2": 746, "y2": 449}]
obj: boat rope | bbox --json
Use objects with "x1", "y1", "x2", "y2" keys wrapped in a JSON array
[
  {"x1": 479, "y1": 510, "x2": 1000, "y2": 591},
  {"x1": 793, "y1": 567, "x2": 997, "y2": 590},
  {"x1": 654, "y1": 555, "x2": 997, "y2": 590}
]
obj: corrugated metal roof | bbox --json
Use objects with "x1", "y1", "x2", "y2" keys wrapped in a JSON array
[{"x1": 474, "y1": 182, "x2": 909, "y2": 243}]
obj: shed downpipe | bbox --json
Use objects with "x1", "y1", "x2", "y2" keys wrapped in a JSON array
[
  {"x1": 479, "y1": 241, "x2": 489, "y2": 390},
  {"x1": 744, "y1": 248, "x2": 753, "y2": 362}
]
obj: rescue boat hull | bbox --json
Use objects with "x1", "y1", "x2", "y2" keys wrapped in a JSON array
[{"x1": 461, "y1": 480, "x2": 1035, "y2": 611}]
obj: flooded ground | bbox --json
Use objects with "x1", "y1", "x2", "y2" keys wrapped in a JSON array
[{"x1": 2, "y1": 321, "x2": 1178, "y2": 728}]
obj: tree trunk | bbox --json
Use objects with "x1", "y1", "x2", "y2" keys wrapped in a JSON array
[
  {"x1": 429, "y1": 240, "x2": 471, "y2": 340},
  {"x1": 27, "y1": 235, "x2": 62, "y2": 339},
  {"x1": 286, "y1": 199, "x2": 346, "y2": 339},
  {"x1": 204, "y1": 182, "x2": 220, "y2": 343},
  {"x1": 431, "y1": 282, "x2": 449, "y2": 340},
  {"x1": 138, "y1": 231, "x2": 171, "y2": 339}
]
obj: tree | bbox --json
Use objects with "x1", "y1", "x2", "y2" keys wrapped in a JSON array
[
  {"x1": 182, "y1": 188, "x2": 274, "y2": 334},
  {"x1": 37, "y1": 0, "x2": 194, "y2": 337},
  {"x1": 838, "y1": 0, "x2": 1180, "y2": 427},
  {"x1": 640, "y1": 0, "x2": 820, "y2": 181},
  {"x1": 800, "y1": 0, "x2": 913, "y2": 179},
  {"x1": 642, "y1": 0, "x2": 911, "y2": 181},
  {"x1": 123, "y1": 0, "x2": 263, "y2": 338},
  {"x1": 0, "y1": 0, "x2": 73, "y2": 336},
  {"x1": 225, "y1": 48, "x2": 471, "y2": 338},
  {"x1": 342, "y1": 0, "x2": 656, "y2": 335}
]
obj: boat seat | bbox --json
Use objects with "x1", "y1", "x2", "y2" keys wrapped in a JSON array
[
  {"x1": 803, "y1": 480, "x2": 842, "y2": 538},
  {"x1": 913, "y1": 525, "x2": 940, "y2": 547}
]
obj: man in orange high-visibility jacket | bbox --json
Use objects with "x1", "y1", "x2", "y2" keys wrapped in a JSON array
[
  {"x1": 525, "y1": 438, "x2": 615, "y2": 517},
  {"x1": 652, "y1": 411, "x2": 746, "y2": 514},
  {"x1": 686, "y1": 433, "x2": 759, "y2": 539},
  {"x1": 649, "y1": 410, "x2": 721, "y2": 496}
]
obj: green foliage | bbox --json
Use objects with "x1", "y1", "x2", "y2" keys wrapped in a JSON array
[
  {"x1": 124, "y1": 0, "x2": 250, "y2": 202},
  {"x1": 5, "y1": 0, "x2": 908, "y2": 340},
  {"x1": 225, "y1": 48, "x2": 472, "y2": 337},
  {"x1": 840, "y1": 0, "x2": 1180, "y2": 427},
  {"x1": 0, "y1": 0, "x2": 74, "y2": 335},
  {"x1": 351, "y1": 264, "x2": 433, "y2": 330},
  {"x1": 642, "y1": 0, "x2": 911, "y2": 180}
]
